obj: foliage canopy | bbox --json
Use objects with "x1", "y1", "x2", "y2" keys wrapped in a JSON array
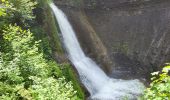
[
  {"x1": 0, "y1": 0, "x2": 83, "y2": 99},
  {"x1": 0, "y1": 25, "x2": 78, "y2": 100},
  {"x1": 143, "y1": 64, "x2": 170, "y2": 100}
]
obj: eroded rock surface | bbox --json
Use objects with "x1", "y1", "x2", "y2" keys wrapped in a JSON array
[{"x1": 53, "y1": 0, "x2": 170, "y2": 79}]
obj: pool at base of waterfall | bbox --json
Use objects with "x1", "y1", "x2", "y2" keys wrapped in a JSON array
[{"x1": 90, "y1": 79, "x2": 145, "y2": 100}]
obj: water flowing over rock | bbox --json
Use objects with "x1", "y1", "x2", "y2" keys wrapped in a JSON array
[
  {"x1": 50, "y1": 3, "x2": 145, "y2": 99},
  {"x1": 53, "y1": 0, "x2": 170, "y2": 79}
]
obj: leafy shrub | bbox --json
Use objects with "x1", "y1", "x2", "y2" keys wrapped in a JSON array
[
  {"x1": 0, "y1": 0, "x2": 11, "y2": 16},
  {"x1": 0, "y1": 0, "x2": 37, "y2": 27},
  {"x1": 9, "y1": 0, "x2": 37, "y2": 19},
  {"x1": 0, "y1": 25, "x2": 79, "y2": 100},
  {"x1": 29, "y1": 77, "x2": 77, "y2": 100},
  {"x1": 143, "y1": 64, "x2": 170, "y2": 100},
  {"x1": 0, "y1": 0, "x2": 85, "y2": 99}
]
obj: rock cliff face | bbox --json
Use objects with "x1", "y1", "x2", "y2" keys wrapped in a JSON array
[{"x1": 53, "y1": 0, "x2": 170, "y2": 79}]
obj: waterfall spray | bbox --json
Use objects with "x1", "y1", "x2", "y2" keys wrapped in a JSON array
[{"x1": 50, "y1": 3, "x2": 145, "y2": 100}]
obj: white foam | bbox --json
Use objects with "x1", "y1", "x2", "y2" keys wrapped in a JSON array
[{"x1": 50, "y1": 3, "x2": 145, "y2": 99}]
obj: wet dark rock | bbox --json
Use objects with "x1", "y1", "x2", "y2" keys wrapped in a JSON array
[{"x1": 53, "y1": 0, "x2": 170, "y2": 79}]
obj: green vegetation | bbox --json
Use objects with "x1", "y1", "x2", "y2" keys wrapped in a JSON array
[
  {"x1": 0, "y1": 0, "x2": 84, "y2": 99},
  {"x1": 143, "y1": 64, "x2": 170, "y2": 100},
  {"x1": 36, "y1": 0, "x2": 64, "y2": 54},
  {"x1": 36, "y1": 0, "x2": 85, "y2": 99},
  {"x1": 1, "y1": 0, "x2": 169, "y2": 100},
  {"x1": 0, "y1": 25, "x2": 77, "y2": 100},
  {"x1": 61, "y1": 64, "x2": 85, "y2": 99}
]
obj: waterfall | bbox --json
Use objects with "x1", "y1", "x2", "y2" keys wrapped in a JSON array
[{"x1": 50, "y1": 3, "x2": 145, "y2": 100}]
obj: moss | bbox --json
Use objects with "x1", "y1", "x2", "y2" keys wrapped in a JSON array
[
  {"x1": 47, "y1": 63, "x2": 85, "y2": 99},
  {"x1": 36, "y1": 0, "x2": 64, "y2": 54},
  {"x1": 61, "y1": 63, "x2": 85, "y2": 100},
  {"x1": 35, "y1": 1, "x2": 86, "y2": 99}
]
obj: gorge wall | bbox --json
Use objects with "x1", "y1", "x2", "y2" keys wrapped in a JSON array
[{"x1": 53, "y1": 0, "x2": 170, "y2": 79}]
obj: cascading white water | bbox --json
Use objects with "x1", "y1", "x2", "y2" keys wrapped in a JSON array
[{"x1": 50, "y1": 3, "x2": 145, "y2": 100}]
